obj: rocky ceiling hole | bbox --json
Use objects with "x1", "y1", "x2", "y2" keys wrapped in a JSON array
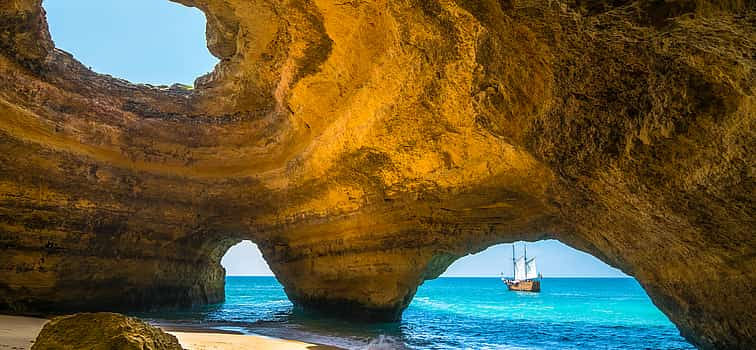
[{"x1": 42, "y1": 0, "x2": 218, "y2": 86}]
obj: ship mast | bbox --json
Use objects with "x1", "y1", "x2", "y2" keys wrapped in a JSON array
[
  {"x1": 524, "y1": 244, "x2": 528, "y2": 280},
  {"x1": 512, "y1": 244, "x2": 516, "y2": 279}
]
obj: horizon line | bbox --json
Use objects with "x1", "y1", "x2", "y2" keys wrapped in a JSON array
[{"x1": 226, "y1": 274, "x2": 632, "y2": 278}]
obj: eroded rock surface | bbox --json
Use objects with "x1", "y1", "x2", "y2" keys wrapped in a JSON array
[
  {"x1": 31, "y1": 313, "x2": 182, "y2": 350},
  {"x1": 0, "y1": 1, "x2": 753, "y2": 349}
]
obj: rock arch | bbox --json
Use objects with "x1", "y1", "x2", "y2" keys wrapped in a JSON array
[{"x1": 0, "y1": 1, "x2": 752, "y2": 349}]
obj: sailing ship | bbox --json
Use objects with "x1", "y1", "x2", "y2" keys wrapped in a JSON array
[{"x1": 502, "y1": 244, "x2": 542, "y2": 292}]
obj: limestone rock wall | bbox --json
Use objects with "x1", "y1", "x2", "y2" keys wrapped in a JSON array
[{"x1": 0, "y1": 1, "x2": 752, "y2": 349}]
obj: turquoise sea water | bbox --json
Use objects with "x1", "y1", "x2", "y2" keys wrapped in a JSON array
[{"x1": 139, "y1": 276, "x2": 694, "y2": 349}]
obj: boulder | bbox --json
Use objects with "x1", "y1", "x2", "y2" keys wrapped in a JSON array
[{"x1": 32, "y1": 313, "x2": 182, "y2": 350}]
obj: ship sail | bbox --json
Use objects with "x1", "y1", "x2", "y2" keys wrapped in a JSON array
[
  {"x1": 525, "y1": 257, "x2": 538, "y2": 280},
  {"x1": 514, "y1": 257, "x2": 527, "y2": 280},
  {"x1": 504, "y1": 244, "x2": 542, "y2": 292}
]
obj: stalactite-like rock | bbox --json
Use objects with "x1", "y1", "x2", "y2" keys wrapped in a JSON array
[{"x1": 0, "y1": 1, "x2": 753, "y2": 349}]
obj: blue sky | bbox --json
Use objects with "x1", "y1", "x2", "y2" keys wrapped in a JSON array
[
  {"x1": 44, "y1": 0, "x2": 218, "y2": 85},
  {"x1": 222, "y1": 240, "x2": 628, "y2": 277},
  {"x1": 44, "y1": 1, "x2": 627, "y2": 278}
]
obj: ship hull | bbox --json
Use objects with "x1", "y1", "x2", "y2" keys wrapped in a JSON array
[{"x1": 504, "y1": 279, "x2": 541, "y2": 292}]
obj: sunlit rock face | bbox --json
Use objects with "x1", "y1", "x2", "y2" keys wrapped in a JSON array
[
  {"x1": 0, "y1": 0, "x2": 752, "y2": 348},
  {"x1": 32, "y1": 312, "x2": 183, "y2": 350}
]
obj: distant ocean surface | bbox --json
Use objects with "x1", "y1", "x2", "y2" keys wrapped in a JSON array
[{"x1": 137, "y1": 276, "x2": 694, "y2": 349}]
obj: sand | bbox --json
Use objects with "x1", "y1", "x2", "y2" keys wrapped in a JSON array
[
  {"x1": 0, "y1": 315, "x2": 47, "y2": 350},
  {"x1": 168, "y1": 332, "x2": 339, "y2": 350},
  {"x1": 0, "y1": 315, "x2": 340, "y2": 350}
]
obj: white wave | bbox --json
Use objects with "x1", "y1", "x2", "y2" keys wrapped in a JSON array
[{"x1": 357, "y1": 335, "x2": 409, "y2": 350}]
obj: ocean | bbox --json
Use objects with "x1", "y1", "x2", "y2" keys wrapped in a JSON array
[{"x1": 138, "y1": 276, "x2": 695, "y2": 349}]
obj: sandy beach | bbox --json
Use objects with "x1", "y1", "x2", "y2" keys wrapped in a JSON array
[
  {"x1": 0, "y1": 315, "x2": 47, "y2": 350},
  {"x1": 0, "y1": 315, "x2": 340, "y2": 350},
  {"x1": 168, "y1": 331, "x2": 338, "y2": 350}
]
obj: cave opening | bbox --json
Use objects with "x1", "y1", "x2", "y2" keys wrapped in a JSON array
[
  {"x1": 204, "y1": 240, "x2": 292, "y2": 323},
  {"x1": 404, "y1": 240, "x2": 694, "y2": 349},
  {"x1": 221, "y1": 240, "x2": 274, "y2": 277},
  {"x1": 42, "y1": 0, "x2": 218, "y2": 86},
  {"x1": 206, "y1": 239, "x2": 695, "y2": 349}
]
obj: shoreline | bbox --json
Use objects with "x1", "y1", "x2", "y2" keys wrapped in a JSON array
[{"x1": 0, "y1": 315, "x2": 343, "y2": 350}]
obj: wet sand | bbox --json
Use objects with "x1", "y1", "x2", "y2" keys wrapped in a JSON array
[{"x1": 0, "y1": 315, "x2": 341, "y2": 350}]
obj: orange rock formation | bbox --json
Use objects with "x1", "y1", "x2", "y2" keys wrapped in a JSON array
[{"x1": 0, "y1": 1, "x2": 753, "y2": 349}]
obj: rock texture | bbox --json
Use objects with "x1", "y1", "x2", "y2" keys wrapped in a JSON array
[
  {"x1": 0, "y1": 0, "x2": 753, "y2": 349},
  {"x1": 31, "y1": 313, "x2": 182, "y2": 350}
]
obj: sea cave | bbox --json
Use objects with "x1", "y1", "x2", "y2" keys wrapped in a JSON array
[{"x1": 0, "y1": 1, "x2": 753, "y2": 349}]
